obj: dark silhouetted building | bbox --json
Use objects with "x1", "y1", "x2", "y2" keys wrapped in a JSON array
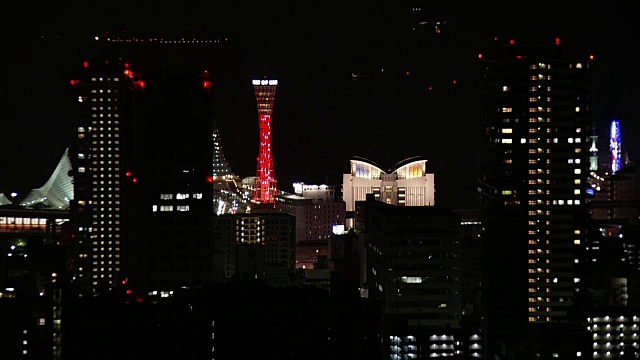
[{"x1": 479, "y1": 37, "x2": 593, "y2": 356}]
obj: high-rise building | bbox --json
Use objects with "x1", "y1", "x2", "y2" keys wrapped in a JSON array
[
  {"x1": 251, "y1": 79, "x2": 278, "y2": 206},
  {"x1": 70, "y1": 60, "x2": 134, "y2": 293},
  {"x1": 479, "y1": 37, "x2": 592, "y2": 354},
  {"x1": 359, "y1": 199, "x2": 466, "y2": 359},
  {"x1": 70, "y1": 60, "x2": 217, "y2": 296}
]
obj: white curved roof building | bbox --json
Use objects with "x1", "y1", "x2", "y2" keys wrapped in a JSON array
[
  {"x1": 342, "y1": 156, "x2": 435, "y2": 213},
  {"x1": 19, "y1": 148, "x2": 74, "y2": 210}
]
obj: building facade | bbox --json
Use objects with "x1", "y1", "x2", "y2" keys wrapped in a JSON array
[
  {"x1": 360, "y1": 200, "x2": 464, "y2": 358},
  {"x1": 213, "y1": 213, "x2": 295, "y2": 283},
  {"x1": 479, "y1": 37, "x2": 592, "y2": 354},
  {"x1": 342, "y1": 157, "x2": 435, "y2": 228}
]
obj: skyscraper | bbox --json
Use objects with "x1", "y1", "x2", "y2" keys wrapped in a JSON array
[
  {"x1": 479, "y1": 38, "x2": 592, "y2": 354},
  {"x1": 70, "y1": 60, "x2": 217, "y2": 296},
  {"x1": 251, "y1": 79, "x2": 278, "y2": 206},
  {"x1": 70, "y1": 60, "x2": 134, "y2": 293}
]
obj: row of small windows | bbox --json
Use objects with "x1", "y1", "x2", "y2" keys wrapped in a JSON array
[
  {"x1": 0, "y1": 217, "x2": 49, "y2": 225},
  {"x1": 160, "y1": 193, "x2": 203, "y2": 200},
  {"x1": 152, "y1": 205, "x2": 190, "y2": 212}
]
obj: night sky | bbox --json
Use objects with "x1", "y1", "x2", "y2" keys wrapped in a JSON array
[{"x1": 1, "y1": 1, "x2": 637, "y2": 209}]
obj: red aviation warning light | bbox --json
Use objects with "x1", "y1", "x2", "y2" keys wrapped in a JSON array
[
  {"x1": 134, "y1": 80, "x2": 145, "y2": 90},
  {"x1": 589, "y1": 54, "x2": 595, "y2": 60},
  {"x1": 125, "y1": 171, "x2": 132, "y2": 177},
  {"x1": 206, "y1": 175, "x2": 214, "y2": 183},
  {"x1": 83, "y1": 61, "x2": 89, "y2": 68},
  {"x1": 251, "y1": 79, "x2": 278, "y2": 205},
  {"x1": 555, "y1": 37, "x2": 561, "y2": 45},
  {"x1": 478, "y1": 53, "x2": 483, "y2": 59},
  {"x1": 202, "y1": 80, "x2": 211, "y2": 89}
]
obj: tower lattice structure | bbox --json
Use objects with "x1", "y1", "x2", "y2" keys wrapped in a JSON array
[{"x1": 252, "y1": 79, "x2": 278, "y2": 204}]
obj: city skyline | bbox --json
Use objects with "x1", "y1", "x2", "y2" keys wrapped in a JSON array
[{"x1": 1, "y1": 1, "x2": 638, "y2": 209}]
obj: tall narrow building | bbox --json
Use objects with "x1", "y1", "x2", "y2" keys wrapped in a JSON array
[
  {"x1": 479, "y1": 38, "x2": 592, "y2": 354},
  {"x1": 70, "y1": 60, "x2": 134, "y2": 293}
]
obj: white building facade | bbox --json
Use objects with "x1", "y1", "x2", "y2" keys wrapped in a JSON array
[{"x1": 342, "y1": 157, "x2": 435, "y2": 213}]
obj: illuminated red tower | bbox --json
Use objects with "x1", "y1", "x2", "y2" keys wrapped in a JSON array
[{"x1": 252, "y1": 79, "x2": 278, "y2": 204}]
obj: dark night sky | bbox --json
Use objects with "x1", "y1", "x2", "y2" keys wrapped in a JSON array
[{"x1": 1, "y1": 1, "x2": 638, "y2": 209}]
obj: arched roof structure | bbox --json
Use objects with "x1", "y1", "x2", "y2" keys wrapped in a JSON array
[{"x1": 20, "y1": 148, "x2": 74, "y2": 210}]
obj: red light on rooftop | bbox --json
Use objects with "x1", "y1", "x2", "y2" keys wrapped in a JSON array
[
  {"x1": 555, "y1": 37, "x2": 561, "y2": 45},
  {"x1": 70, "y1": 80, "x2": 77, "y2": 85},
  {"x1": 126, "y1": 289, "x2": 132, "y2": 295},
  {"x1": 203, "y1": 80, "x2": 211, "y2": 89},
  {"x1": 589, "y1": 54, "x2": 594, "y2": 60},
  {"x1": 509, "y1": 39, "x2": 515, "y2": 45},
  {"x1": 125, "y1": 171, "x2": 132, "y2": 177},
  {"x1": 206, "y1": 175, "x2": 214, "y2": 183},
  {"x1": 428, "y1": 86, "x2": 433, "y2": 91},
  {"x1": 133, "y1": 177, "x2": 138, "y2": 184},
  {"x1": 124, "y1": 63, "x2": 129, "y2": 68},
  {"x1": 478, "y1": 53, "x2": 483, "y2": 59},
  {"x1": 516, "y1": 55, "x2": 522, "y2": 59},
  {"x1": 135, "y1": 80, "x2": 145, "y2": 89},
  {"x1": 83, "y1": 61, "x2": 89, "y2": 68},
  {"x1": 122, "y1": 280, "x2": 127, "y2": 285},
  {"x1": 453, "y1": 79, "x2": 457, "y2": 85},
  {"x1": 494, "y1": 37, "x2": 499, "y2": 41}
]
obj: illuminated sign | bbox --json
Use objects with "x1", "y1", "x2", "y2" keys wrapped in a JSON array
[
  {"x1": 252, "y1": 79, "x2": 278, "y2": 86},
  {"x1": 610, "y1": 120, "x2": 622, "y2": 173}
]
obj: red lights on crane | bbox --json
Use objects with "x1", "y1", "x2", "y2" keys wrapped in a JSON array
[
  {"x1": 134, "y1": 80, "x2": 145, "y2": 89},
  {"x1": 133, "y1": 177, "x2": 138, "y2": 184}
]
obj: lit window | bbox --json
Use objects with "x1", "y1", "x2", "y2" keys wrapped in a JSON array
[{"x1": 501, "y1": 128, "x2": 513, "y2": 134}]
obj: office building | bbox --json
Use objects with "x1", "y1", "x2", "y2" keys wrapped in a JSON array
[
  {"x1": 359, "y1": 199, "x2": 464, "y2": 358},
  {"x1": 213, "y1": 213, "x2": 295, "y2": 284},
  {"x1": 71, "y1": 60, "x2": 217, "y2": 296},
  {"x1": 276, "y1": 183, "x2": 346, "y2": 269},
  {"x1": 479, "y1": 37, "x2": 592, "y2": 354}
]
